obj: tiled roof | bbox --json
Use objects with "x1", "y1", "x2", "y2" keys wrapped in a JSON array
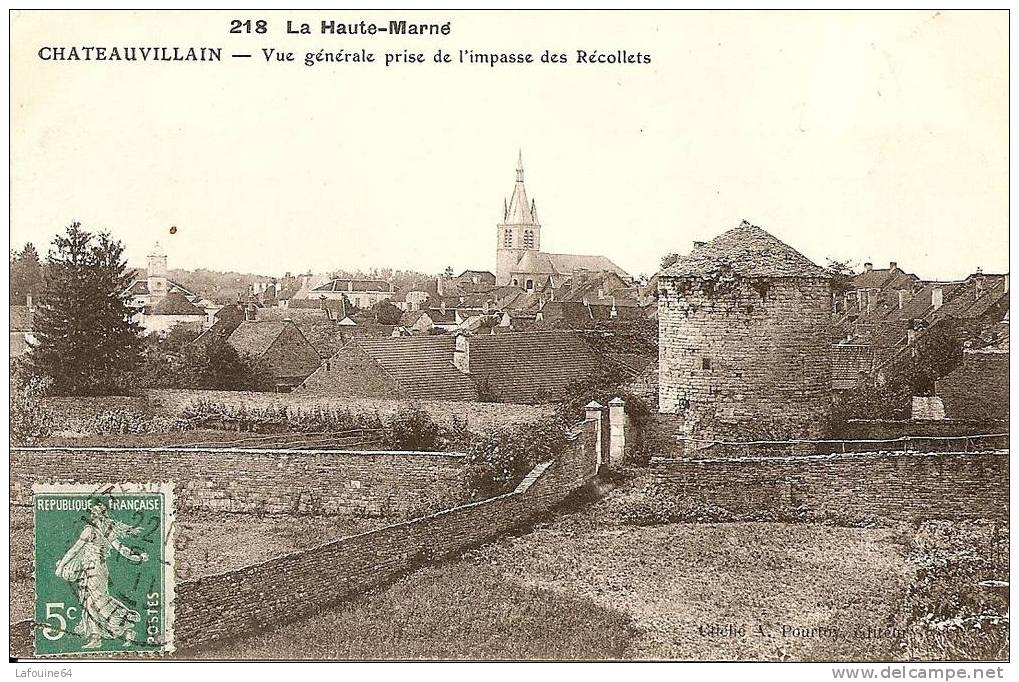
[
  {"x1": 850, "y1": 266, "x2": 919, "y2": 291},
  {"x1": 424, "y1": 308, "x2": 457, "y2": 325},
  {"x1": 936, "y1": 275, "x2": 1008, "y2": 320},
  {"x1": 513, "y1": 251, "x2": 630, "y2": 279},
  {"x1": 147, "y1": 291, "x2": 205, "y2": 316},
  {"x1": 467, "y1": 331, "x2": 601, "y2": 403},
  {"x1": 832, "y1": 344, "x2": 874, "y2": 390},
  {"x1": 970, "y1": 324, "x2": 1009, "y2": 353},
  {"x1": 604, "y1": 352, "x2": 656, "y2": 378},
  {"x1": 535, "y1": 301, "x2": 646, "y2": 328},
  {"x1": 311, "y1": 278, "x2": 393, "y2": 293},
  {"x1": 661, "y1": 220, "x2": 829, "y2": 279},
  {"x1": 227, "y1": 320, "x2": 290, "y2": 357},
  {"x1": 10, "y1": 305, "x2": 32, "y2": 331},
  {"x1": 125, "y1": 277, "x2": 198, "y2": 299},
  {"x1": 456, "y1": 270, "x2": 496, "y2": 283},
  {"x1": 355, "y1": 335, "x2": 479, "y2": 401}
]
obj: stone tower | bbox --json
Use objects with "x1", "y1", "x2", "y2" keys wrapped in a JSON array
[
  {"x1": 657, "y1": 220, "x2": 833, "y2": 445},
  {"x1": 496, "y1": 151, "x2": 541, "y2": 285},
  {"x1": 147, "y1": 242, "x2": 169, "y2": 300}
]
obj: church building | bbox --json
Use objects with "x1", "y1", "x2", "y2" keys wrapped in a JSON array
[{"x1": 495, "y1": 152, "x2": 629, "y2": 290}]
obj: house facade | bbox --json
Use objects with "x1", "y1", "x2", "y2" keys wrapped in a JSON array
[
  {"x1": 125, "y1": 242, "x2": 218, "y2": 334},
  {"x1": 307, "y1": 278, "x2": 395, "y2": 309}
]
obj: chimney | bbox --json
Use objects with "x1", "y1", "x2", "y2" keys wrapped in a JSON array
[
  {"x1": 889, "y1": 262, "x2": 898, "y2": 271},
  {"x1": 907, "y1": 328, "x2": 917, "y2": 345},
  {"x1": 436, "y1": 276, "x2": 445, "y2": 297},
  {"x1": 453, "y1": 334, "x2": 470, "y2": 373},
  {"x1": 440, "y1": 300, "x2": 446, "y2": 315},
  {"x1": 931, "y1": 287, "x2": 943, "y2": 311},
  {"x1": 975, "y1": 275, "x2": 985, "y2": 299},
  {"x1": 25, "y1": 293, "x2": 32, "y2": 310},
  {"x1": 864, "y1": 262, "x2": 873, "y2": 272},
  {"x1": 898, "y1": 290, "x2": 908, "y2": 309}
]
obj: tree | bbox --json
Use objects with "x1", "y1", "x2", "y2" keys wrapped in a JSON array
[
  {"x1": 443, "y1": 266, "x2": 455, "y2": 278},
  {"x1": 32, "y1": 222, "x2": 142, "y2": 395},
  {"x1": 659, "y1": 253, "x2": 681, "y2": 271},
  {"x1": 10, "y1": 242, "x2": 43, "y2": 305},
  {"x1": 372, "y1": 300, "x2": 403, "y2": 325},
  {"x1": 135, "y1": 330, "x2": 274, "y2": 391},
  {"x1": 825, "y1": 258, "x2": 857, "y2": 298}
]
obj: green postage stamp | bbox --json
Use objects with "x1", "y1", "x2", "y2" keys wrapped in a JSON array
[{"x1": 32, "y1": 483, "x2": 175, "y2": 656}]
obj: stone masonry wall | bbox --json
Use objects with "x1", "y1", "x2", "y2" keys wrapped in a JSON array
[
  {"x1": 937, "y1": 351, "x2": 1009, "y2": 420},
  {"x1": 11, "y1": 448, "x2": 468, "y2": 519},
  {"x1": 9, "y1": 418, "x2": 601, "y2": 656},
  {"x1": 651, "y1": 450, "x2": 1008, "y2": 522},
  {"x1": 658, "y1": 277, "x2": 832, "y2": 442}
]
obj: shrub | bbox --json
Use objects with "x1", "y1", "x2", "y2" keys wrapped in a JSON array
[
  {"x1": 464, "y1": 417, "x2": 570, "y2": 498},
  {"x1": 178, "y1": 399, "x2": 384, "y2": 434},
  {"x1": 895, "y1": 520, "x2": 1009, "y2": 661},
  {"x1": 10, "y1": 359, "x2": 52, "y2": 445},
  {"x1": 70, "y1": 409, "x2": 185, "y2": 435},
  {"x1": 385, "y1": 405, "x2": 441, "y2": 451}
]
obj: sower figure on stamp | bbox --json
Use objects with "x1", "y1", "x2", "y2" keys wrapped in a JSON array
[{"x1": 54, "y1": 502, "x2": 149, "y2": 649}]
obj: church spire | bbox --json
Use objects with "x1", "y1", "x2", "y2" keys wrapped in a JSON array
[{"x1": 503, "y1": 150, "x2": 536, "y2": 225}]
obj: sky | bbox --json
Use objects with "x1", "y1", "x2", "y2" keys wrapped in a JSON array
[{"x1": 10, "y1": 10, "x2": 1009, "y2": 281}]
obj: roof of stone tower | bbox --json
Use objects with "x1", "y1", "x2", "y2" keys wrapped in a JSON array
[
  {"x1": 502, "y1": 150, "x2": 537, "y2": 225},
  {"x1": 660, "y1": 220, "x2": 829, "y2": 279}
]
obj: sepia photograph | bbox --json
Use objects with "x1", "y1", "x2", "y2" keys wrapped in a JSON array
[{"x1": 6, "y1": 8, "x2": 1010, "y2": 675}]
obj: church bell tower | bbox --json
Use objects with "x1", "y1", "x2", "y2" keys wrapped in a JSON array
[{"x1": 496, "y1": 150, "x2": 541, "y2": 285}]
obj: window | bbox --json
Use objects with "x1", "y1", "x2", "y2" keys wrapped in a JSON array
[
  {"x1": 701, "y1": 357, "x2": 712, "y2": 370},
  {"x1": 503, "y1": 229, "x2": 513, "y2": 247},
  {"x1": 525, "y1": 279, "x2": 534, "y2": 291},
  {"x1": 523, "y1": 229, "x2": 534, "y2": 249}
]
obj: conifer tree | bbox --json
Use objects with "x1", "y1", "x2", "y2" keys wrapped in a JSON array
[{"x1": 31, "y1": 222, "x2": 142, "y2": 395}]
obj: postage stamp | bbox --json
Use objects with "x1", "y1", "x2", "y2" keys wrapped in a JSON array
[{"x1": 32, "y1": 482, "x2": 175, "y2": 656}]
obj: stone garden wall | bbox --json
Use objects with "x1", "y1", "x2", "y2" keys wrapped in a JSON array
[{"x1": 650, "y1": 449, "x2": 1008, "y2": 522}]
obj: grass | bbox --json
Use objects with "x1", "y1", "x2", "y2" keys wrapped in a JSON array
[
  {"x1": 8, "y1": 508, "x2": 374, "y2": 623},
  {"x1": 191, "y1": 477, "x2": 917, "y2": 661},
  {"x1": 189, "y1": 563, "x2": 636, "y2": 660},
  {"x1": 895, "y1": 520, "x2": 1009, "y2": 661}
]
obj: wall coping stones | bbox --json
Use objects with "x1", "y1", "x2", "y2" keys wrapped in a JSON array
[
  {"x1": 12, "y1": 446, "x2": 467, "y2": 459},
  {"x1": 651, "y1": 448, "x2": 1008, "y2": 466}
]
